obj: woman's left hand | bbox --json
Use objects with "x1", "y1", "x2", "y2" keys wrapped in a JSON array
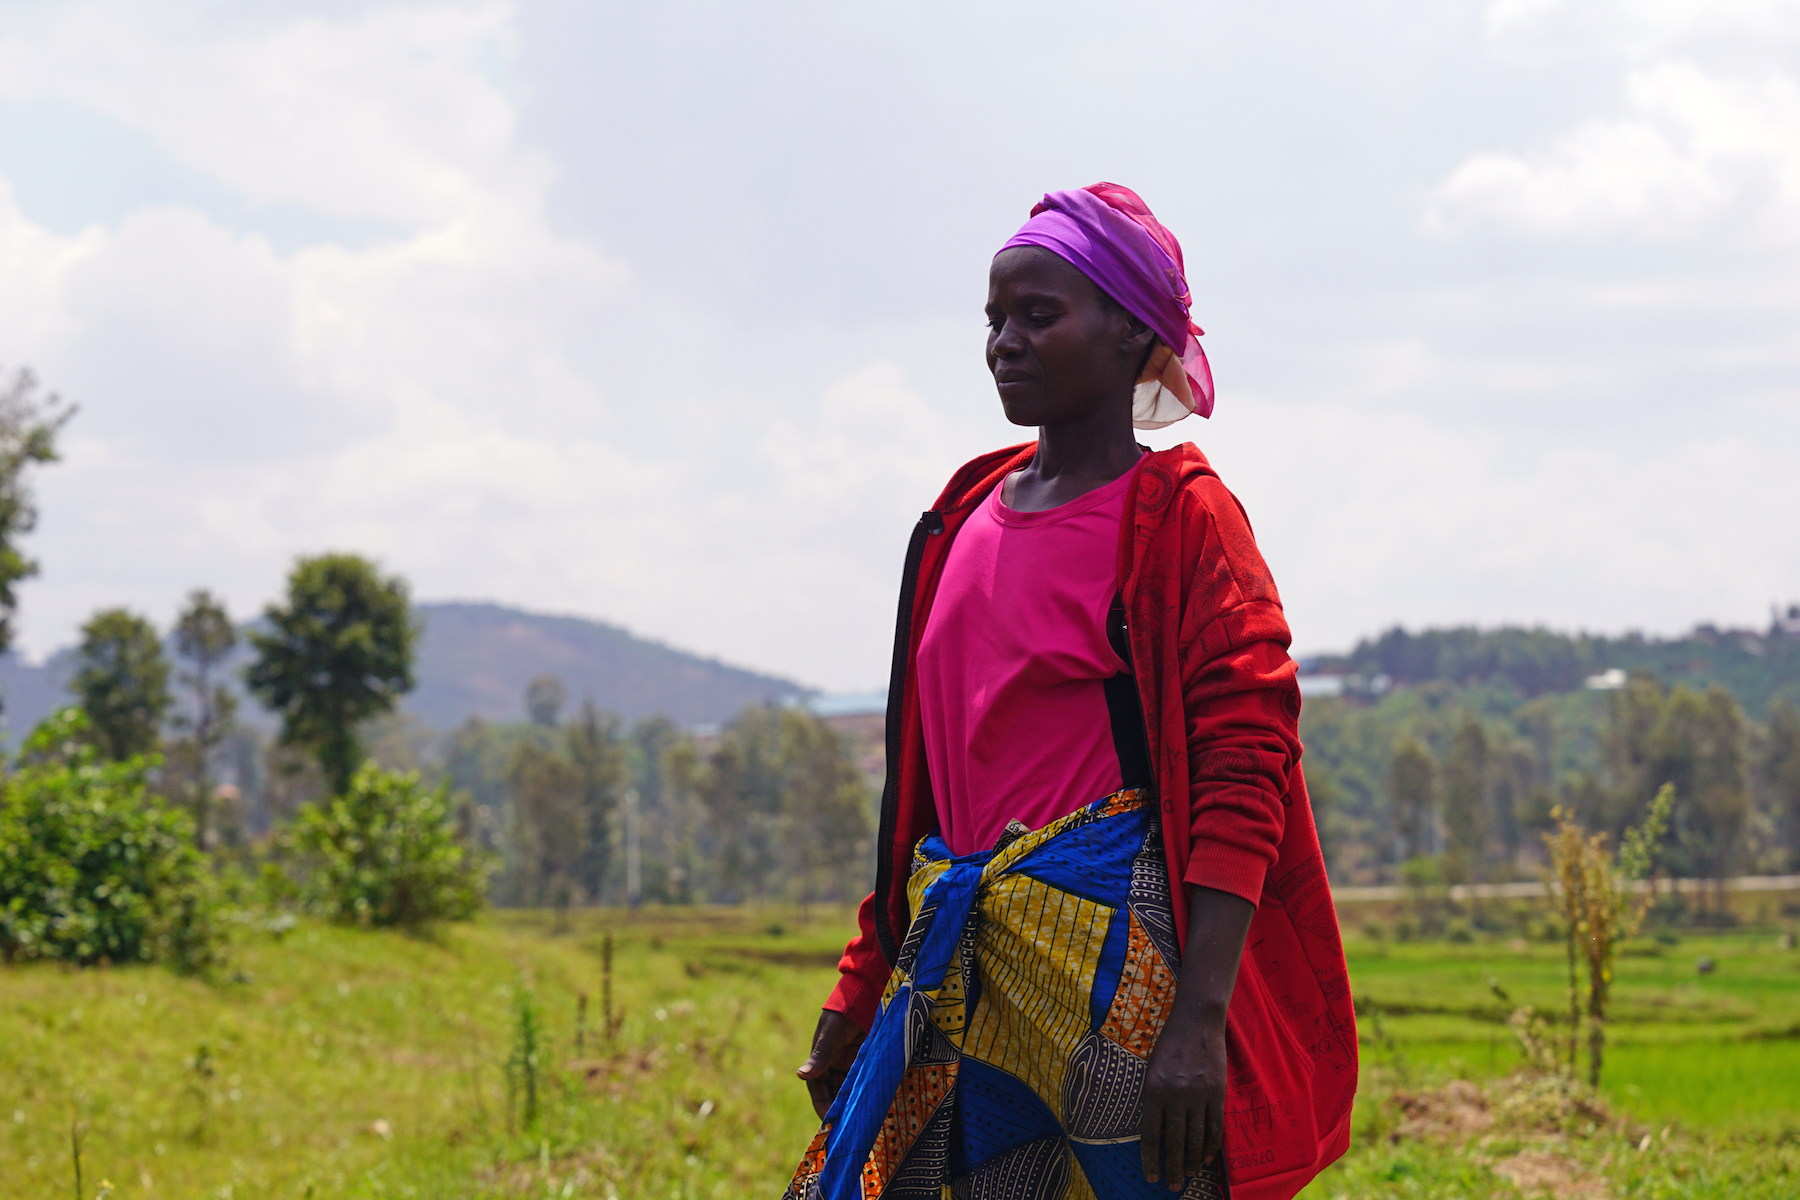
[
  {"x1": 1139, "y1": 884, "x2": 1256, "y2": 1189},
  {"x1": 1139, "y1": 1000, "x2": 1228, "y2": 1188}
]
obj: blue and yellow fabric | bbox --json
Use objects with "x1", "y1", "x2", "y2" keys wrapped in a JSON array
[{"x1": 783, "y1": 789, "x2": 1229, "y2": 1200}]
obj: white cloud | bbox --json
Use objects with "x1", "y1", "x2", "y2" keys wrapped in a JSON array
[
  {"x1": 1202, "y1": 395, "x2": 1800, "y2": 656},
  {"x1": 0, "y1": 3, "x2": 653, "y2": 665},
  {"x1": 0, "y1": 2, "x2": 533, "y2": 227},
  {"x1": 1427, "y1": 62, "x2": 1800, "y2": 239},
  {"x1": 1485, "y1": 0, "x2": 1800, "y2": 57}
]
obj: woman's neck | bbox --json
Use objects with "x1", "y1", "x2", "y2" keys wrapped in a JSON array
[{"x1": 1002, "y1": 406, "x2": 1142, "y2": 513}]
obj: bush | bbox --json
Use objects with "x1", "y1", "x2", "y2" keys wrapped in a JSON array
[
  {"x1": 0, "y1": 709, "x2": 222, "y2": 973},
  {"x1": 292, "y1": 764, "x2": 488, "y2": 928}
]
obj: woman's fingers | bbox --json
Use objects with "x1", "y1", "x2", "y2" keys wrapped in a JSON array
[
  {"x1": 1139, "y1": 1092, "x2": 1165, "y2": 1183},
  {"x1": 1180, "y1": 1101, "x2": 1209, "y2": 1180},
  {"x1": 797, "y1": 1009, "x2": 862, "y2": 1121},
  {"x1": 1144, "y1": 1085, "x2": 1225, "y2": 1187},
  {"x1": 1160, "y1": 1101, "x2": 1189, "y2": 1191},
  {"x1": 805, "y1": 1076, "x2": 836, "y2": 1120},
  {"x1": 796, "y1": 1049, "x2": 837, "y2": 1121}
]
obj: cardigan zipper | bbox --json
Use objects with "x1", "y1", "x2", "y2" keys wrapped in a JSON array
[{"x1": 872, "y1": 509, "x2": 943, "y2": 962}]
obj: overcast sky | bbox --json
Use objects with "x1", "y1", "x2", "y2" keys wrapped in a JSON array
[{"x1": 0, "y1": 0, "x2": 1796, "y2": 692}]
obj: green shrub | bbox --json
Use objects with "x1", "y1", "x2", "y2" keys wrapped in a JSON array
[
  {"x1": 292, "y1": 763, "x2": 488, "y2": 928},
  {"x1": 0, "y1": 708, "x2": 222, "y2": 973}
]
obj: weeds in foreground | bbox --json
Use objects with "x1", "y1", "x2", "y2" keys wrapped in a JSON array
[
  {"x1": 506, "y1": 988, "x2": 546, "y2": 1133},
  {"x1": 183, "y1": 1041, "x2": 216, "y2": 1146}
]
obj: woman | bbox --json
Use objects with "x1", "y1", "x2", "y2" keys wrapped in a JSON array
[{"x1": 785, "y1": 184, "x2": 1355, "y2": 1200}]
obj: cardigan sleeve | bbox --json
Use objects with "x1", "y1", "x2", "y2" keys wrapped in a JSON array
[
  {"x1": 823, "y1": 890, "x2": 889, "y2": 1032},
  {"x1": 1176, "y1": 483, "x2": 1302, "y2": 905}
]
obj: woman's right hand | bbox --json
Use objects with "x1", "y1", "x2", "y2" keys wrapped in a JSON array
[{"x1": 794, "y1": 1008, "x2": 864, "y2": 1120}]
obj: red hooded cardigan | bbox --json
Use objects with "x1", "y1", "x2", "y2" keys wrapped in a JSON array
[{"x1": 823, "y1": 441, "x2": 1357, "y2": 1200}]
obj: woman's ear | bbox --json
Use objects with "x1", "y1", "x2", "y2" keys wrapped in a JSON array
[
  {"x1": 1123, "y1": 315, "x2": 1159, "y2": 374},
  {"x1": 1123, "y1": 314, "x2": 1152, "y2": 356}
]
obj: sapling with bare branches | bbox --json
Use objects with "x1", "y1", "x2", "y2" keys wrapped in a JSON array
[
  {"x1": 1544, "y1": 783, "x2": 1675, "y2": 1086},
  {"x1": 1544, "y1": 812, "x2": 1587, "y2": 1073}
]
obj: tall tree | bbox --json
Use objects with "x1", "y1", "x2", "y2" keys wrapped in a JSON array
[
  {"x1": 443, "y1": 716, "x2": 510, "y2": 849},
  {"x1": 1306, "y1": 766, "x2": 1346, "y2": 880},
  {"x1": 635, "y1": 717, "x2": 703, "y2": 903},
  {"x1": 1440, "y1": 715, "x2": 1489, "y2": 883},
  {"x1": 1485, "y1": 735, "x2": 1540, "y2": 868},
  {"x1": 168, "y1": 590, "x2": 238, "y2": 848},
  {"x1": 1599, "y1": 674, "x2": 1670, "y2": 833},
  {"x1": 0, "y1": 368, "x2": 72, "y2": 662},
  {"x1": 632, "y1": 715, "x2": 682, "y2": 811},
  {"x1": 778, "y1": 710, "x2": 872, "y2": 904},
  {"x1": 70, "y1": 608, "x2": 170, "y2": 761},
  {"x1": 246, "y1": 554, "x2": 417, "y2": 797},
  {"x1": 1764, "y1": 697, "x2": 1800, "y2": 870},
  {"x1": 566, "y1": 699, "x2": 625, "y2": 903},
  {"x1": 1654, "y1": 684, "x2": 1749, "y2": 884},
  {"x1": 698, "y1": 707, "x2": 787, "y2": 901},
  {"x1": 691, "y1": 706, "x2": 869, "y2": 904},
  {"x1": 1389, "y1": 736, "x2": 1437, "y2": 865},
  {"x1": 506, "y1": 739, "x2": 585, "y2": 915}
]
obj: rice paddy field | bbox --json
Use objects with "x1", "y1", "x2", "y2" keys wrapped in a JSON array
[{"x1": 2, "y1": 899, "x2": 1797, "y2": 1198}]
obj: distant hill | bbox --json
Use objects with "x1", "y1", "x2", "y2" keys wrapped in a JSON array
[
  {"x1": 403, "y1": 602, "x2": 807, "y2": 727},
  {"x1": 1325, "y1": 619, "x2": 1800, "y2": 717},
  {"x1": 0, "y1": 646, "x2": 76, "y2": 741},
  {"x1": 0, "y1": 601, "x2": 809, "y2": 740}
]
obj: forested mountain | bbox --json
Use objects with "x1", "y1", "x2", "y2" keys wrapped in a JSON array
[
  {"x1": 1325, "y1": 620, "x2": 1800, "y2": 717},
  {"x1": 0, "y1": 601, "x2": 806, "y2": 739}
]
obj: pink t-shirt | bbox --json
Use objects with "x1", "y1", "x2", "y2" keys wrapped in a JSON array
[{"x1": 917, "y1": 460, "x2": 1140, "y2": 856}]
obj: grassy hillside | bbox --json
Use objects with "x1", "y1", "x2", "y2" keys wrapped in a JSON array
[
  {"x1": 5, "y1": 904, "x2": 1798, "y2": 1198},
  {"x1": 2, "y1": 908, "x2": 841, "y2": 1198}
]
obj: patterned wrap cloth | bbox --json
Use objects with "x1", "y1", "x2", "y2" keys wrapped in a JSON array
[{"x1": 784, "y1": 788, "x2": 1229, "y2": 1199}]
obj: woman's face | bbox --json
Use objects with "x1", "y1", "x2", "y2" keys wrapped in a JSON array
[{"x1": 985, "y1": 246, "x2": 1151, "y2": 429}]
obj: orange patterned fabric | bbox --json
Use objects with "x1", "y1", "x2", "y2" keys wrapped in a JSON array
[
  {"x1": 1098, "y1": 912, "x2": 1177, "y2": 1060},
  {"x1": 794, "y1": 1124, "x2": 829, "y2": 1185},
  {"x1": 858, "y1": 1060, "x2": 958, "y2": 1198}
]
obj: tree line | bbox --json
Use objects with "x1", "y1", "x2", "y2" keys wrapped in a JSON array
[
  {"x1": 1338, "y1": 621, "x2": 1800, "y2": 713},
  {"x1": 442, "y1": 689, "x2": 872, "y2": 914},
  {"x1": 1304, "y1": 670, "x2": 1800, "y2": 902},
  {"x1": 0, "y1": 367, "x2": 870, "y2": 974},
  {"x1": 54, "y1": 557, "x2": 874, "y2": 930}
]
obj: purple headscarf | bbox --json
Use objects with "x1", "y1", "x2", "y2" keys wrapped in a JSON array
[{"x1": 998, "y1": 183, "x2": 1214, "y2": 426}]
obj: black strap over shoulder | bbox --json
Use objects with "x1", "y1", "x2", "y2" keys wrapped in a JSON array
[{"x1": 1104, "y1": 593, "x2": 1153, "y2": 792}]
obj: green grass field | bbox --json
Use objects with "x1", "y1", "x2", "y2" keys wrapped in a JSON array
[
  {"x1": 3, "y1": 907, "x2": 1797, "y2": 1198},
  {"x1": 1340, "y1": 928, "x2": 1800, "y2": 1128}
]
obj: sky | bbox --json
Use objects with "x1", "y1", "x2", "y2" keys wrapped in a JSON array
[{"x1": 0, "y1": 0, "x2": 1796, "y2": 693}]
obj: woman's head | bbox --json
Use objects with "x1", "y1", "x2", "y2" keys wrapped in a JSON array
[
  {"x1": 985, "y1": 245, "x2": 1156, "y2": 430},
  {"x1": 990, "y1": 184, "x2": 1212, "y2": 431}
]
